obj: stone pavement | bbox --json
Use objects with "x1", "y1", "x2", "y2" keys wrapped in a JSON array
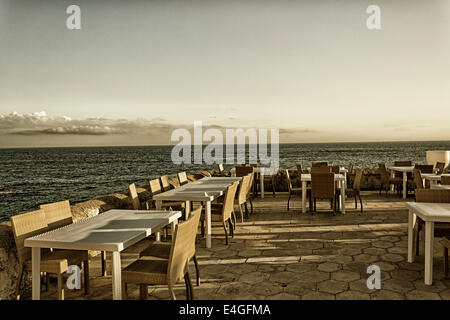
[{"x1": 36, "y1": 191, "x2": 450, "y2": 300}]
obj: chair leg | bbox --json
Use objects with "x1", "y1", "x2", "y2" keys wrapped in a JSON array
[
  {"x1": 185, "y1": 271, "x2": 194, "y2": 300},
  {"x1": 168, "y1": 284, "x2": 176, "y2": 300},
  {"x1": 122, "y1": 282, "x2": 128, "y2": 300},
  {"x1": 416, "y1": 227, "x2": 421, "y2": 256},
  {"x1": 287, "y1": 192, "x2": 291, "y2": 211},
  {"x1": 15, "y1": 264, "x2": 24, "y2": 300},
  {"x1": 184, "y1": 273, "x2": 191, "y2": 300},
  {"x1": 231, "y1": 210, "x2": 237, "y2": 230},
  {"x1": 239, "y1": 204, "x2": 245, "y2": 223},
  {"x1": 444, "y1": 247, "x2": 449, "y2": 279},
  {"x1": 223, "y1": 222, "x2": 229, "y2": 245},
  {"x1": 193, "y1": 254, "x2": 200, "y2": 286},
  {"x1": 101, "y1": 251, "x2": 107, "y2": 277},
  {"x1": 201, "y1": 220, "x2": 205, "y2": 237},
  {"x1": 249, "y1": 198, "x2": 253, "y2": 214},
  {"x1": 354, "y1": 196, "x2": 357, "y2": 209},
  {"x1": 272, "y1": 177, "x2": 276, "y2": 197},
  {"x1": 313, "y1": 199, "x2": 316, "y2": 214},
  {"x1": 359, "y1": 194, "x2": 363, "y2": 213},
  {"x1": 83, "y1": 260, "x2": 89, "y2": 295},
  {"x1": 228, "y1": 219, "x2": 234, "y2": 238},
  {"x1": 57, "y1": 273, "x2": 64, "y2": 300},
  {"x1": 244, "y1": 202, "x2": 249, "y2": 218},
  {"x1": 139, "y1": 284, "x2": 148, "y2": 300}
]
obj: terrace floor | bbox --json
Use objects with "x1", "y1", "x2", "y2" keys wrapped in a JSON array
[{"x1": 33, "y1": 191, "x2": 450, "y2": 300}]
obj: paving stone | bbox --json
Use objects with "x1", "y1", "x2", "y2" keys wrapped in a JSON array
[
  {"x1": 229, "y1": 263, "x2": 258, "y2": 274},
  {"x1": 336, "y1": 290, "x2": 370, "y2": 300},
  {"x1": 317, "y1": 280, "x2": 348, "y2": 294},
  {"x1": 284, "y1": 280, "x2": 317, "y2": 296},
  {"x1": 372, "y1": 240, "x2": 394, "y2": 249},
  {"x1": 370, "y1": 290, "x2": 404, "y2": 300},
  {"x1": 331, "y1": 270, "x2": 360, "y2": 282},
  {"x1": 390, "y1": 269, "x2": 421, "y2": 281},
  {"x1": 286, "y1": 263, "x2": 316, "y2": 274},
  {"x1": 240, "y1": 272, "x2": 269, "y2": 284},
  {"x1": 301, "y1": 291, "x2": 335, "y2": 300},
  {"x1": 353, "y1": 253, "x2": 379, "y2": 263},
  {"x1": 363, "y1": 247, "x2": 387, "y2": 256},
  {"x1": 267, "y1": 292, "x2": 300, "y2": 300},
  {"x1": 380, "y1": 253, "x2": 405, "y2": 263},
  {"x1": 270, "y1": 271, "x2": 300, "y2": 284},
  {"x1": 250, "y1": 281, "x2": 283, "y2": 296},
  {"x1": 317, "y1": 262, "x2": 342, "y2": 273},
  {"x1": 382, "y1": 279, "x2": 415, "y2": 293},
  {"x1": 406, "y1": 290, "x2": 442, "y2": 300},
  {"x1": 300, "y1": 270, "x2": 330, "y2": 283}
]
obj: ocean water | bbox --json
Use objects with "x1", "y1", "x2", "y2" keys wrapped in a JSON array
[{"x1": 1, "y1": 141, "x2": 449, "y2": 221}]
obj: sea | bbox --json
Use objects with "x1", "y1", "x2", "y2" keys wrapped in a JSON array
[{"x1": 1, "y1": 141, "x2": 449, "y2": 221}]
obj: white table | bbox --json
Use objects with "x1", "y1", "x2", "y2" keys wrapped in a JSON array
[
  {"x1": 230, "y1": 167, "x2": 277, "y2": 198},
  {"x1": 24, "y1": 209, "x2": 181, "y2": 300},
  {"x1": 387, "y1": 166, "x2": 414, "y2": 199},
  {"x1": 431, "y1": 184, "x2": 450, "y2": 190},
  {"x1": 301, "y1": 173, "x2": 346, "y2": 214},
  {"x1": 406, "y1": 202, "x2": 450, "y2": 285},
  {"x1": 153, "y1": 177, "x2": 241, "y2": 248}
]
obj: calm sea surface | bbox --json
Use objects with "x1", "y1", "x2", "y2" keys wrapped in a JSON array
[{"x1": 1, "y1": 141, "x2": 449, "y2": 221}]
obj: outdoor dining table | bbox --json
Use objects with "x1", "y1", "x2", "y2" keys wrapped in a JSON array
[
  {"x1": 300, "y1": 173, "x2": 346, "y2": 214},
  {"x1": 230, "y1": 166, "x2": 277, "y2": 198},
  {"x1": 24, "y1": 209, "x2": 182, "y2": 300},
  {"x1": 431, "y1": 184, "x2": 450, "y2": 190},
  {"x1": 152, "y1": 176, "x2": 241, "y2": 249},
  {"x1": 386, "y1": 166, "x2": 414, "y2": 199},
  {"x1": 422, "y1": 173, "x2": 450, "y2": 187},
  {"x1": 406, "y1": 202, "x2": 450, "y2": 285}
]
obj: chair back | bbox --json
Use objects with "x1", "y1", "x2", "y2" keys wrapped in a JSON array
[
  {"x1": 167, "y1": 206, "x2": 202, "y2": 285},
  {"x1": 413, "y1": 169, "x2": 424, "y2": 189},
  {"x1": 415, "y1": 189, "x2": 450, "y2": 203},
  {"x1": 149, "y1": 178, "x2": 162, "y2": 196},
  {"x1": 10, "y1": 210, "x2": 48, "y2": 265},
  {"x1": 128, "y1": 183, "x2": 141, "y2": 210},
  {"x1": 330, "y1": 165, "x2": 340, "y2": 174},
  {"x1": 218, "y1": 164, "x2": 224, "y2": 172},
  {"x1": 235, "y1": 165, "x2": 254, "y2": 177},
  {"x1": 311, "y1": 172, "x2": 335, "y2": 199},
  {"x1": 311, "y1": 166, "x2": 331, "y2": 173},
  {"x1": 39, "y1": 200, "x2": 73, "y2": 231},
  {"x1": 312, "y1": 161, "x2": 328, "y2": 167},
  {"x1": 237, "y1": 174, "x2": 251, "y2": 204},
  {"x1": 414, "y1": 164, "x2": 433, "y2": 174},
  {"x1": 348, "y1": 163, "x2": 354, "y2": 174},
  {"x1": 285, "y1": 170, "x2": 293, "y2": 192},
  {"x1": 441, "y1": 176, "x2": 450, "y2": 185},
  {"x1": 246, "y1": 163, "x2": 258, "y2": 167},
  {"x1": 221, "y1": 181, "x2": 239, "y2": 222},
  {"x1": 353, "y1": 168, "x2": 363, "y2": 191},
  {"x1": 378, "y1": 163, "x2": 390, "y2": 183},
  {"x1": 296, "y1": 164, "x2": 302, "y2": 174},
  {"x1": 395, "y1": 161, "x2": 412, "y2": 166},
  {"x1": 160, "y1": 175, "x2": 171, "y2": 192},
  {"x1": 177, "y1": 172, "x2": 189, "y2": 186},
  {"x1": 435, "y1": 162, "x2": 445, "y2": 175}
]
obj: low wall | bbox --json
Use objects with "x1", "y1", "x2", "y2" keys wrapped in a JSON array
[{"x1": 0, "y1": 168, "x2": 385, "y2": 299}]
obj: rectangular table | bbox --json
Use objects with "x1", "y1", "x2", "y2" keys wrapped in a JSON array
[
  {"x1": 24, "y1": 209, "x2": 182, "y2": 300},
  {"x1": 230, "y1": 167, "x2": 277, "y2": 198},
  {"x1": 422, "y1": 173, "x2": 450, "y2": 187},
  {"x1": 301, "y1": 173, "x2": 346, "y2": 214},
  {"x1": 387, "y1": 166, "x2": 414, "y2": 199},
  {"x1": 406, "y1": 202, "x2": 450, "y2": 285},
  {"x1": 153, "y1": 177, "x2": 241, "y2": 248},
  {"x1": 431, "y1": 184, "x2": 450, "y2": 190}
]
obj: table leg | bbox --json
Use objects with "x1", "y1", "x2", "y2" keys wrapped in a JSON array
[
  {"x1": 155, "y1": 200, "x2": 162, "y2": 241},
  {"x1": 424, "y1": 221, "x2": 435, "y2": 285},
  {"x1": 205, "y1": 200, "x2": 212, "y2": 248},
  {"x1": 390, "y1": 169, "x2": 395, "y2": 191},
  {"x1": 111, "y1": 251, "x2": 122, "y2": 300},
  {"x1": 185, "y1": 200, "x2": 191, "y2": 219},
  {"x1": 341, "y1": 180, "x2": 346, "y2": 214},
  {"x1": 403, "y1": 171, "x2": 407, "y2": 199},
  {"x1": 260, "y1": 172, "x2": 265, "y2": 198},
  {"x1": 407, "y1": 209, "x2": 416, "y2": 263},
  {"x1": 302, "y1": 180, "x2": 307, "y2": 214},
  {"x1": 31, "y1": 247, "x2": 41, "y2": 300}
]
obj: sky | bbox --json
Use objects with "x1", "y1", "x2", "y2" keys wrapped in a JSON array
[{"x1": 0, "y1": 0, "x2": 449, "y2": 147}]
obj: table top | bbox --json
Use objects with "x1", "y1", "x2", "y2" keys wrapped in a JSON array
[
  {"x1": 405, "y1": 202, "x2": 450, "y2": 222},
  {"x1": 306, "y1": 167, "x2": 348, "y2": 173},
  {"x1": 301, "y1": 173, "x2": 346, "y2": 181},
  {"x1": 153, "y1": 177, "x2": 239, "y2": 202},
  {"x1": 431, "y1": 185, "x2": 450, "y2": 190},
  {"x1": 24, "y1": 209, "x2": 181, "y2": 252},
  {"x1": 230, "y1": 167, "x2": 278, "y2": 175},
  {"x1": 387, "y1": 166, "x2": 415, "y2": 172}
]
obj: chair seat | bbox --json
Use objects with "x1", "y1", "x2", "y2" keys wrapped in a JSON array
[
  {"x1": 140, "y1": 241, "x2": 171, "y2": 259},
  {"x1": 122, "y1": 257, "x2": 169, "y2": 285},
  {"x1": 25, "y1": 249, "x2": 88, "y2": 274}
]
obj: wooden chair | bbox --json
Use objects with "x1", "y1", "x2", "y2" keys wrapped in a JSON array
[
  {"x1": 443, "y1": 237, "x2": 450, "y2": 279},
  {"x1": 394, "y1": 161, "x2": 413, "y2": 195},
  {"x1": 177, "y1": 172, "x2": 189, "y2": 186},
  {"x1": 311, "y1": 172, "x2": 338, "y2": 214},
  {"x1": 201, "y1": 181, "x2": 239, "y2": 245},
  {"x1": 441, "y1": 176, "x2": 450, "y2": 185},
  {"x1": 413, "y1": 169, "x2": 424, "y2": 190},
  {"x1": 11, "y1": 209, "x2": 88, "y2": 300},
  {"x1": 160, "y1": 175, "x2": 171, "y2": 192},
  {"x1": 414, "y1": 189, "x2": 450, "y2": 257},
  {"x1": 414, "y1": 164, "x2": 434, "y2": 174},
  {"x1": 330, "y1": 165, "x2": 340, "y2": 174},
  {"x1": 286, "y1": 169, "x2": 311, "y2": 211},
  {"x1": 122, "y1": 206, "x2": 202, "y2": 300},
  {"x1": 149, "y1": 178, "x2": 184, "y2": 210},
  {"x1": 296, "y1": 164, "x2": 303, "y2": 174},
  {"x1": 435, "y1": 162, "x2": 445, "y2": 175},
  {"x1": 39, "y1": 200, "x2": 90, "y2": 294},
  {"x1": 312, "y1": 161, "x2": 328, "y2": 167},
  {"x1": 235, "y1": 174, "x2": 252, "y2": 222},
  {"x1": 129, "y1": 183, "x2": 145, "y2": 210},
  {"x1": 378, "y1": 163, "x2": 399, "y2": 196},
  {"x1": 235, "y1": 166, "x2": 257, "y2": 200},
  {"x1": 138, "y1": 206, "x2": 203, "y2": 287},
  {"x1": 345, "y1": 168, "x2": 363, "y2": 213},
  {"x1": 347, "y1": 163, "x2": 354, "y2": 188}
]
